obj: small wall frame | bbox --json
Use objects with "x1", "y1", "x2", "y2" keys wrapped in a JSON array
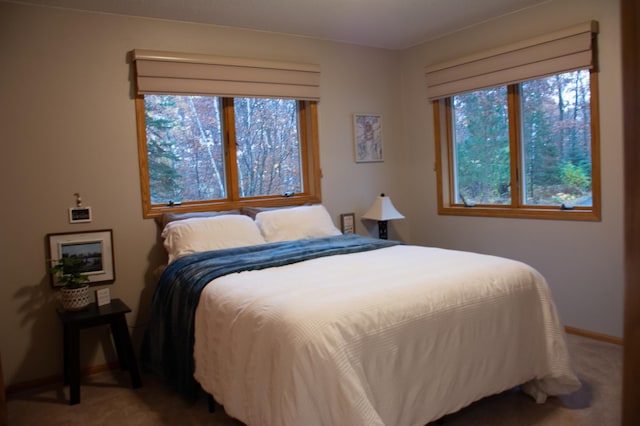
[
  {"x1": 68, "y1": 207, "x2": 92, "y2": 223},
  {"x1": 353, "y1": 113, "x2": 383, "y2": 163},
  {"x1": 47, "y1": 229, "x2": 115, "y2": 287},
  {"x1": 340, "y1": 213, "x2": 356, "y2": 234}
]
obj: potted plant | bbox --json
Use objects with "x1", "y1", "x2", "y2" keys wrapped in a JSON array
[{"x1": 50, "y1": 256, "x2": 91, "y2": 310}]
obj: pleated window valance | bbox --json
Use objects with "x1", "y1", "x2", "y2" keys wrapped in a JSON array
[
  {"x1": 131, "y1": 49, "x2": 321, "y2": 101},
  {"x1": 425, "y1": 21, "x2": 598, "y2": 101}
]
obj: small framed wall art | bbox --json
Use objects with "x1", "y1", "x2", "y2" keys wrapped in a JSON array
[
  {"x1": 340, "y1": 213, "x2": 356, "y2": 234},
  {"x1": 47, "y1": 229, "x2": 115, "y2": 287},
  {"x1": 68, "y1": 207, "x2": 92, "y2": 223},
  {"x1": 353, "y1": 113, "x2": 383, "y2": 163},
  {"x1": 69, "y1": 192, "x2": 92, "y2": 223}
]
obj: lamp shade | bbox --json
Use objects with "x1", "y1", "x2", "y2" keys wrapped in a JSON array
[{"x1": 362, "y1": 193, "x2": 405, "y2": 221}]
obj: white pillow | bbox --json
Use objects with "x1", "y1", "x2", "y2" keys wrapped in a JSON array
[
  {"x1": 255, "y1": 204, "x2": 341, "y2": 243},
  {"x1": 161, "y1": 215, "x2": 266, "y2": 263}
]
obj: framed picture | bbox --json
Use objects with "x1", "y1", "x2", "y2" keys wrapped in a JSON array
[
  {"x1": 68, "y1": 206, "x2": 92, "y2": 223},
  {"x1": 47, "y1": 229, "x2": 115, "y2": 287},
  {"x1": 353, "y1": 113, "x2": 383, "y2": 163},
  {"x1": 340, "y1": 213, "x2": 356, "y2": 234}
]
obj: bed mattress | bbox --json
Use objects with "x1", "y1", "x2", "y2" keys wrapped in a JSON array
[{"x1": 193, "y1": 244, "x2": 580, "y2": 426}]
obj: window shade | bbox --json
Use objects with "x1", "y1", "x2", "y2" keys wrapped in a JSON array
[
  {"x1": 425, "y1": 21, "x2": 598, "y2": 100},
  {"x1": 131, "y1": 49, "x2": 320, "y2": 100}
]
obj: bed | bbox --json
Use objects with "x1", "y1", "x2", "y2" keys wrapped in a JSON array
[{"x1": 142, "y1": 204, "x2": 581, "y2": 426}]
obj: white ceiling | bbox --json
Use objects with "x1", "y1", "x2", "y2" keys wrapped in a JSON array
[{"x1": 10, "y1": 0, "x2": 549, "y2": 49}]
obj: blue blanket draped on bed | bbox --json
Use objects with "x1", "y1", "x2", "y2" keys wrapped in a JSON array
[{"x1": 141, "y1": 234, "x2": 400, "y2": 399}]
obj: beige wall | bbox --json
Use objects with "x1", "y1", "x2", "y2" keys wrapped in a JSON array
[
  {"x1": 0, "y1": 0, "x2": 623, "y2": 388},
  {"x1": 399, "y1": 0, "x2": 623, "y2": 338}
]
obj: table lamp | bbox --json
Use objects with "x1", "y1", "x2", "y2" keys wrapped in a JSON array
[{"x1": 362, "y1": 193, "x2": 404, "y2": 239}]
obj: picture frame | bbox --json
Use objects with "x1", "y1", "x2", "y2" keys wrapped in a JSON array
[
  {"x1": 68, "y1": 206, "x2": 92, "y2": 223},
  {"x1": 353, "y1": 113, "x2": 383, "y2": 163},
  {"x1": 47, "y1": 229, "x2": 115, "y2": 288},
  {"x1": 340, "y1": 213, "x2": 356, "y2": 234},
  {"x1": 95, "y1": 287, "x2": 112, "y2": 306}
]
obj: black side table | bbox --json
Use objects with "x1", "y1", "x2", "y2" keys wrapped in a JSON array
[{"x1": 57, "y1": 298, "x2": 142, "y2": 405}]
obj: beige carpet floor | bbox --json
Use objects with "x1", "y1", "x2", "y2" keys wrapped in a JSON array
[{"x1": 7, "y1": 334, "x2": 621, "y2": 425}]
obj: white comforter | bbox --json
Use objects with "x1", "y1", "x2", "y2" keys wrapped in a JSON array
[{"x1": 193, "y1": 244, "x2": 580, "y2": 426}]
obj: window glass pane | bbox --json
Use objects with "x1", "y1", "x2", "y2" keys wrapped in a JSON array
[
  {"x1": 521, "y1": 70, "x2": 592, "y2": 207},
  {"x1": 144, "y1": 95, "x2": 226, "y2": 204},
  {"x1": 452, "y1": 87, "x2": 510, "y2": 205},
  {"x1": 234, "y1": 98, "x2": 303, "y2": 197}
]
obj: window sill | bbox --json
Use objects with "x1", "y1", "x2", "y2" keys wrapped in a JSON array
[
  {"x1": 144, "y1": 195, "x2": 321, "y2": 219},
  {"x1": 437, "y1": 205, "x2": 601, "y2": 221}
]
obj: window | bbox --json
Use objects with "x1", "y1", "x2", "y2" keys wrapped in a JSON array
[
  {"x1": 428, "y1": 22, "x2": 600, "y2": 220},
  {"x1": 136, "y1": 95, "x2": 320, "y2": 217},
  {"x1": 131, "y1": 50, "x2": 322, "y2": 217}
]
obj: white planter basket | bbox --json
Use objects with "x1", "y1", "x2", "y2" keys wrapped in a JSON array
[{"x1": 60, "y1": 285, "x2": 91, "y2": 311}]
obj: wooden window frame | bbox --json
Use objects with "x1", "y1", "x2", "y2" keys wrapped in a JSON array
[
  {"x1": 434, "y1": 70, "x2": 601, "y2": 221},
  {"x1": 135, "y1": 96, "x2": 322, "y2": 218}
]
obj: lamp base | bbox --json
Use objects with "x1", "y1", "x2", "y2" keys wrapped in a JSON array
[{"x1": 377, "y1": 220, "x2": 388, "y2": 239}]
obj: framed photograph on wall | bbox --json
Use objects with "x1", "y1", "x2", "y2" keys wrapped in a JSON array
[
  {"x1": 68, "y1": 206, "x2": 92, "y2": 223},
  {"x1": 47, "y1": 229, "x2": 115, "y2": 287},
  {"x1": 353, "y1": 113, "x2": 383, "y2": 163},
  {"x1": 340, "y1": 213, "x2": 356, "y2": 234}
]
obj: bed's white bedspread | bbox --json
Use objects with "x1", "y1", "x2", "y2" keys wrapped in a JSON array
[{"x1": 193, "y1": 245, "x2": 580, "y2": 426}]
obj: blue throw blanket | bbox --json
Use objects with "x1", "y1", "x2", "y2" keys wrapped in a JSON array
[{"x1": 141, "y1": 234, "x2": 400, "y2": 399}]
